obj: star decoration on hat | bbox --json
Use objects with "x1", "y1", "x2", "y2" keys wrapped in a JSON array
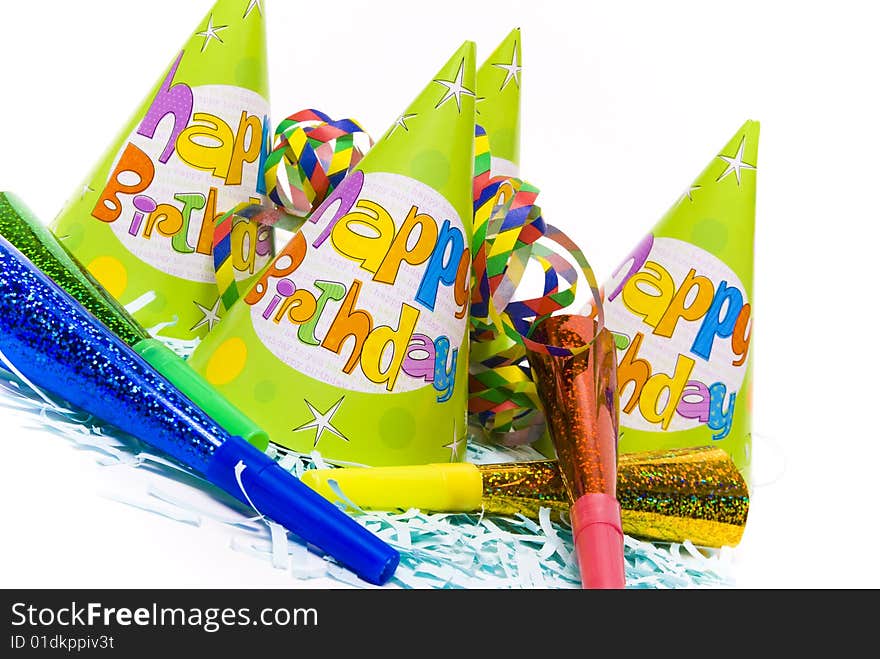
[
  {"x1": 443, "y1": 429, "x2": 466, "y2": 462},
  {"x1": 389, "y1": 112, "x2": 417, "y2": 136},
  {"x1": 244, "y1": 0, "x2": 263, "y2": 18},
  {"x1": 190, "y1": 297, "x2": 223, "y2": 332},
  {"x1": 678, "y1": 184, "x2": 701, "y2": 204},
  {"x1": 716, "y1": 136, "x2": 756, "y2": 186},
  {"x1": 434, "y1": 59, "x2": 475, "y2": 113},
  {"x1": 294, "y1": 397, "x2": 350, "y2": 448},
  {"x1": 196, "y1": 14, "x2": 229, "y2": 53},
  {"x1": 492, "y1": 40, "x2": 522, "y2": 91}
]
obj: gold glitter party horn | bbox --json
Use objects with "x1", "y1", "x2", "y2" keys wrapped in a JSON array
[
  {"x1": 301, "y1": 445, "x2": 749, "y2": 548},
  {"x1": 617, "y1": 447, "x2": 749, "y2": 547}
]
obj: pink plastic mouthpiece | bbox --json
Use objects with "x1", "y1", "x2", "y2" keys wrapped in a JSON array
[{"x1": 571, "y1": 493, "x2": 625, "y2": 589}]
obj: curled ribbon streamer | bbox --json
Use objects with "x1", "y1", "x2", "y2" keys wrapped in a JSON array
[
  {"x1": 469, "y1": 159, "x2": 604, "y2": 446},
  {"x1": 212, "y1": 109, "x2": 371, "y2": 312},
  {"x1": 265, "y1": 109, "x2": 371, "y2": 221},
  {"x1": 213, "y1": 202, "x2": 276, "y2": 311},
  {"x1": 473, "y1": 125, "x2": 492, "y2": 202}
]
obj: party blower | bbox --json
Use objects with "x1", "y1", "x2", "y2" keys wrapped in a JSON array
[
  {"x1": 0, "y1": 236, "x2": 398, "y2": 585},
  {"x1": 526, "y1": 315, "x2": 624, "y2": 589},
  {"x1": 0, "y1": 192, "x2": 268, "y2": 450},
  {"x1": 300, "y1": 446, "x2": 750, "y2": 548}
]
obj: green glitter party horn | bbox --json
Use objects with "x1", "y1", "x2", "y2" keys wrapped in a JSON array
[{"x1": 0, "y1": 192, "x2": 268, "y2": 451}]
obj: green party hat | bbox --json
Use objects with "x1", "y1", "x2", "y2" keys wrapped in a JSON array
[
  {"x1": 363, "y1": 41, "x2": 477, "y2": 233},
  {"x1": 51, "y1": 0, "x2": 271, "y2": 342},
  {"x1": 187, "y1": 42, "x2": 477, "y2": 467},
  {"x1": 602, "y1": 120, "x2": 759, "y2": 472},
  {"x1": 476, "y1": 28, "x2": 522, "y2": 176}
]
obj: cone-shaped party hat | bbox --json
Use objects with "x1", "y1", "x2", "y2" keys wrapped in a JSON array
[
  {"x1": 475, "y1": 28, "x2": 522, "y2": 178},
  {"x1": 51, "y1": 0, "x2": 272, "y2": 341},
  {"x1": 188, "y1": 42, "x2": 477, "y2": 466},
  {"x1": 603, "y1": 121, "x2": 759, "y2": 472}
]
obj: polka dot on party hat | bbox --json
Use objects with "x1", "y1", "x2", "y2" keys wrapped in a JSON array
[{"x1": 264, "y1": 109, "x2": 372, "y2": 218}]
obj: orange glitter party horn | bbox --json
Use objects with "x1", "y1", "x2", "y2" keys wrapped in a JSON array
[{"x1": 526, "y1": 315, "x2": 624, "y2": 589}]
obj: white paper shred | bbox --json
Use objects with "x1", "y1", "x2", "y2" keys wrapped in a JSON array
[
  {"x1": 123, "y1": 291, "x2": 157, "y2": 315},
  {"x1": 101, "y1": 490, "x2": 202, "y2": 527},
  {"x1": 0, "y1": 355, "x2": 736, "y2": 590},
  {"x1": 268, "y1": 521, "x2": 290, "y2": 570},
  {"x1": 150, "y1": 334, "x2": 200, "y2": 358}
]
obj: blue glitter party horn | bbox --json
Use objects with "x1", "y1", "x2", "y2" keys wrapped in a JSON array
[{"x1": 0, "y1": 235, "x2": 399, "y2": 586}]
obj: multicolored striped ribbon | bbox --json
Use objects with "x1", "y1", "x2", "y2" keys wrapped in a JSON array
[
  {"x1": 473, "y1": 124, "x2": 492, "y2": 202},
  {"x1": 212, "y1": 202, "x2": 272, "y2": 311},
  {"x1": 469, "y1": 146, "x2": 604, "y2": 446},
  {"x1": 264, "y1": 109, "x2": 370, "y2": 220},
  {"x1": 212, "y1": 110, "x2": 370, "y2": 311}
]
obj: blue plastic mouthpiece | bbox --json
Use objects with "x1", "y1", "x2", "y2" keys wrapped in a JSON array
[{"x1": 206, "y1": 436, "x2": 399, "y2": 585}]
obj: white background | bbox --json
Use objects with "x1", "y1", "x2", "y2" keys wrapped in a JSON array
[{"x1": 0, "y1": 0, "x2": 877, "y2": 588}]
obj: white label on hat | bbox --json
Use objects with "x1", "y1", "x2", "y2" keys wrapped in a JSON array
[
  {"x1": 247, "y1": 171, "x2": 470, "y2": 398},
  {"x1": 98, "y1": 83, "x2": 271, "y2": 283},
  {"x1": 605, "y1": 236, "x2": 751, "y2": 440}
]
